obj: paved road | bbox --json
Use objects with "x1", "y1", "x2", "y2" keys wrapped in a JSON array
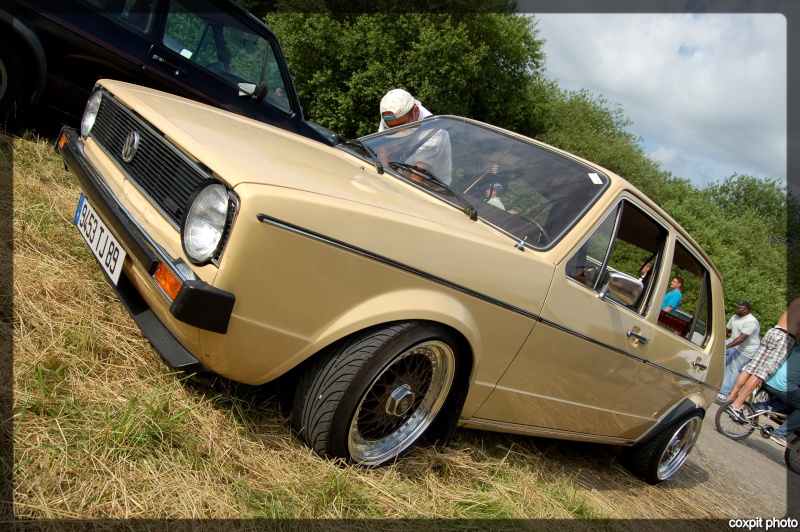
[{"x1": 686, "y1": 402, "x2": 799, "y2": 518}]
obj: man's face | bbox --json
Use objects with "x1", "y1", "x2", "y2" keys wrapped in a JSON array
[
  {"x1": 670, "y1": 278, "x2": 681, "y2": 290},
  {"x1": 383, "y1": 106, "x2": 418, "y2": 128},
  {"x1": 735, "y1": 305, "x2": 750, "y2": 316}
]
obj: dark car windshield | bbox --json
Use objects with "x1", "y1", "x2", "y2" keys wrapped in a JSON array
[{"x1": 353, "y1": 117, "x2": 610, "y2": 249}]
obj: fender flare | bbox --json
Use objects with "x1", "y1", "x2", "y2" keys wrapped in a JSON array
[
  {"x1": 0, "y1": 8, "x2": 48, "y2": 107},
  {"x1": 634, "y1": 395, "x2": 705, "y2": 446}
]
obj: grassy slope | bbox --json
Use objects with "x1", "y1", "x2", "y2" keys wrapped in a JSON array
[{"x1": 8, "y1": 133, "x2": 757, "y2": 525}]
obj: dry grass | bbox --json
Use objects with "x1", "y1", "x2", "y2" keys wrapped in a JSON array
[{"x1": 7, "y1": 133, "x2": 763, "y2": 527}]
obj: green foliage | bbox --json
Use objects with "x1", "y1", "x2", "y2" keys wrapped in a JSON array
[
  {"x1": 251, "y1": 0, "x2": 792, "y2": 325},
  {"x1": 264, "y1": 5, "x2": 544, "y2": 138}
]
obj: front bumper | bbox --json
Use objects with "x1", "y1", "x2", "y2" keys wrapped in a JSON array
[{"x1": 58, "y1": 126, "x2": 236, "y2": 373}]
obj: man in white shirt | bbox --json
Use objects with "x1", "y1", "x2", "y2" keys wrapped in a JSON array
[
  {"x1": 717, "y1": 301, "x2": 761, "y2": 402},
  {"x1": 378, "y1": 88, "x2": 452, "y2": 184}
]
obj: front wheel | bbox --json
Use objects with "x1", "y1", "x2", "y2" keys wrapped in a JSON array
[
  {"x1": 624, "y1": 412, "x2": 703, "y2": 484},
  {"x1": 785, "y1": 435, "x2": 800, "y2": 475},
  {"x1": 715, "y1": 400, "x2": 757, "y2": 440},
  {"x1": 292, "y1": 322, "x2": 462, "y2": 466}
]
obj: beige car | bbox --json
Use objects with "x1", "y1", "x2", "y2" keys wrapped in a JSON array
[{"x1": 58, "y1": 79, "x2": 724, "y2": 484}]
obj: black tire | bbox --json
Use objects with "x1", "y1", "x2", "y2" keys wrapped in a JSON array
[
  {"x1": 292, "y1": 321, "x2": 463, "y2": 466},
  {"x1": 715, "y1": 400, "x2": 756, "y2": 440},
  {"x1": 624, "y1": 412, "x2": 703, "y2": 484},
  {"x1": 785, "y1": 435, "x2": 800, "y2": 475},
  {"x1": 0, "y1": 40, "x2": 26, "y2": 125}
]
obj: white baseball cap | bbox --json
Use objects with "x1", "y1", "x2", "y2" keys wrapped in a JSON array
[{"x1": 380, "y1": 89, "x2": 415, "y2": 120}]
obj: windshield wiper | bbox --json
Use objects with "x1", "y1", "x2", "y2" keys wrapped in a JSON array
[
  {"x1": 340, "y1": 139, "x2": 384, "y2": 174},
  {"x1": 388, "y1": 161, "x2": 477, "y2": 221}
]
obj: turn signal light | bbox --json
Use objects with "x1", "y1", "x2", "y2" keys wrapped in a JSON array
[{"x1": 154, "y1": 263, "x2": 182, "y2": 301}]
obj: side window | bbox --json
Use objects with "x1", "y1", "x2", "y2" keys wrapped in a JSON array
[
  {"x1": 566, "y1": 200, "x2": 668, "y2": 315},
  {"x1": 657, "y1": 242, "x2": 712, "y2": 346},
  {"x1": 162, "y1": 0, "x2": 291, "y2": 112},
  {"x1": 89, "y1": 0, "x2": 156, "y2": 32}
]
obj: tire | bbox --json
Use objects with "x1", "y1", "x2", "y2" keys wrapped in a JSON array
[
  {"x1": 624, "y1": 412, "x2": 703, "y2": 484},
  {"x1": 292, "y1": 321, "x2": 462, "y2": 466},
  {"x1": 715, "y1": 400, "x2": 756, "y2": 440},
  {"x1": 0, "y1": 40, "x2": 26, "y2": 125},
  {"x1": 785, "y1": 435, "x2": 800, "y2": 475}
]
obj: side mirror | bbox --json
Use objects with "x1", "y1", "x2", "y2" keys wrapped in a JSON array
[
  {"x1": 237, "y1": 82, "x2": 269, "y2": 102},
  {"x1": 598, "y1": 271, "x2": 643, "y2": 306}
]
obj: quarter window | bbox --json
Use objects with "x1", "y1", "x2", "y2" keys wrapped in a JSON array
[{"x1": 658, "y1": 242, "x2": 712, "y2": 347}]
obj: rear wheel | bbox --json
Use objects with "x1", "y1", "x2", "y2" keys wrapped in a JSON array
[
  {"x1": 714, "y1": 400, "x2": 756, "y2": 440},
  {"x1": 292, "y1": 322, "x2": 461, "y2": 466},
  {"x1": 624, "y1": 412, "x2": 703, "y2": 484},
  {"x1": 785, "y1": 435, "x2": 800, "y2": 475}
]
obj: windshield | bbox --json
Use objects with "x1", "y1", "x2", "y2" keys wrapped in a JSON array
[{"x1": 352, "y1": 117, "x2": 610, "y2": 249}]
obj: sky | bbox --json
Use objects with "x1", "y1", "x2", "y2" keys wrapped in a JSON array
[{"x1": 531, "y1": 13, "x2": 787, "y2": 190}]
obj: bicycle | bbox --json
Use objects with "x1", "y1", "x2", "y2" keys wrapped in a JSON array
[{"x1": 715, "y1": 388, "x2": 800, "y2": 474}]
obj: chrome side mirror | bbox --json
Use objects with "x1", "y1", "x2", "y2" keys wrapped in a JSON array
[{"x1": 598, "y1": 271, "x2": 644, "y2": 306}]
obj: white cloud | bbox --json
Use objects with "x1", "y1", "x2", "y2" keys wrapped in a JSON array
[{"x1": 533, "y1": 14, "x2": 787, "y2": 188}]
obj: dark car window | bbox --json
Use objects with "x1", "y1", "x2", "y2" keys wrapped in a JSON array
[
  {"x1": 162, "y1": 0, "x2": 291, "y2": 112},
  {"x1": 85, "y1": 0, "x2": 155, "y2": 32}
]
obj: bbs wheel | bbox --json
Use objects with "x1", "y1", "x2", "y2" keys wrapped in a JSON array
[
  {"x1": 624, "y1": 412, "x2": 703, "y2": 484},
  {"x1": 715, "y1": 401, "x2": 756, "y2": 440},
  {"x1": 292, "y1": 322, "x2": 463, "y2": 466}
]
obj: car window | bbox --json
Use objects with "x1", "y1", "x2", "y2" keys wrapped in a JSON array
[
  {"x1": 566, "y1": 199, "x2": 668, "y2": 316},
  {"x1": 162, "y1": 0, "x2": 291, "y2": 112},
  {"x1": 658, "y1": 241, "x2": 712, "y2": 347},
  {"x1": 85, "y1": 0, "x2": 155, "y2": 32},
  {"x1": 358, "y1": 118, "x2": 610, "y2": 249}
]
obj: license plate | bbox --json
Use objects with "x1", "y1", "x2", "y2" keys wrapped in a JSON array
[{"x1": 74, "y1": 194, "x2": 127, "y2": 285}]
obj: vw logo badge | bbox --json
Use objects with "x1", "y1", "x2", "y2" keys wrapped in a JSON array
[{"x1": 121, "y1": 131, "x2": 140, "y2": 163}]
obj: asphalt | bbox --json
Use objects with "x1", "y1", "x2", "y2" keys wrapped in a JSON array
[{"x1": 687, "y1": 402, "x2": 800, "y2": 518}]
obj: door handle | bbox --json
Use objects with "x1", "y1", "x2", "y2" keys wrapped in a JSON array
[
  {"x1": 626, "y1": 330, "x2": 650, "y2": 344},
  {"x1": 152, "y1": 54, "x2": 186, "y2": 76}
]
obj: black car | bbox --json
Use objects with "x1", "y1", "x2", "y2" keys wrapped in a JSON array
[{"x1": 1, "y1": 0, "x2": 333, "y2": 143}]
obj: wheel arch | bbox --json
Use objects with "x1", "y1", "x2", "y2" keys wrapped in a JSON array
[
  {"x1": 0, "y1": 8, "x2": 48, "y2": 108},
  {"x1": 306, "y1": 289, "x2": 481, "y2": 385},
  {"x1": 633, "y1": 395, "x2": 706, "y2": 447}
]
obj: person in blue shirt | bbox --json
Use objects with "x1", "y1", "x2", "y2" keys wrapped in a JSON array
[
  {"x1": 763, "y1": 346, "x2": 800, "y2": 447},
  {"x1": 662, "y1": 276, "x2": 683, "y2": 314}
]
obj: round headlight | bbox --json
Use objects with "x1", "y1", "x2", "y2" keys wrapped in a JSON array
[
  {"x1": 81, "y1": 90, "x2": 103, "y2": 138},
  {"x1": 182, "y1": 183, "x2": 230, "y2": 264}
]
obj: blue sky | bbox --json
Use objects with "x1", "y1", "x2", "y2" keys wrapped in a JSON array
[{"x1": 531, "y1": 13, "x2": 787, "y2": 190}]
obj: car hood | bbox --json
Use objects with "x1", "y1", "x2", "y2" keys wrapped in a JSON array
[{"x1": 99, "y1": 80, "x2": 496, "y2": 235}]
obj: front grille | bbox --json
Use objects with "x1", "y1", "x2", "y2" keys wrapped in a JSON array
[{"x1": 89, "y1": 92, "x2": 210, "y2": 228}]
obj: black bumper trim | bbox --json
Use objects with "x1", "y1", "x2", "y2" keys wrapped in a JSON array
[
  {"x1": 58, "y1": 126, "x2": 235, "y2": 338},
  {"x1": 115, "y1": 271, "x2": 209, "y2": 373}
]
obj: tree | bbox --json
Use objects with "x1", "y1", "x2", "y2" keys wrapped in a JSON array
[{"x1": 263, "y1": 2, "x2": 545, "y2": 138}]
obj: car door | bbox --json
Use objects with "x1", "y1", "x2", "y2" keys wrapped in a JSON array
[
  {"x1": 472, "y1": 196, "x2": 674, "y2": 439},
  {"x1": 24, "y1": 0, "x2": 158, "y2": 118},
  {"x1": 140, "y1": 0, "x2": 312, "y2": 136}
]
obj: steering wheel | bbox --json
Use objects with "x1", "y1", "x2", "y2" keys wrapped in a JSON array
[
  {"x1": 202, "y1": 61, "x2": 225, "y2": 74},
  {"x1": 515, "y1": 214, "x2": 550, "y2": 246}
]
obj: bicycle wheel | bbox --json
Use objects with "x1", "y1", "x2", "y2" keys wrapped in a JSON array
[
  {"x1": 785, "y1": 435, "x2": 800, "y2": 475},
  {"x1": 715, "y1": 400, "x2": 757, "y2": 440}
]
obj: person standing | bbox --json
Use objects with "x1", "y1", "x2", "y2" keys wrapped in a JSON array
[
  {"x1": 662, "y1": 276, "x2": 683, "y2": 314},
  {"x1": 378, "y1": 89, "x2": 432, "y2": 132},
  {"x1": 726, "y1": 297, "x2": 800, "y2": 419},
  {"x1": 717, "y1": 301, "x2": 761, "y2": 402}
]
